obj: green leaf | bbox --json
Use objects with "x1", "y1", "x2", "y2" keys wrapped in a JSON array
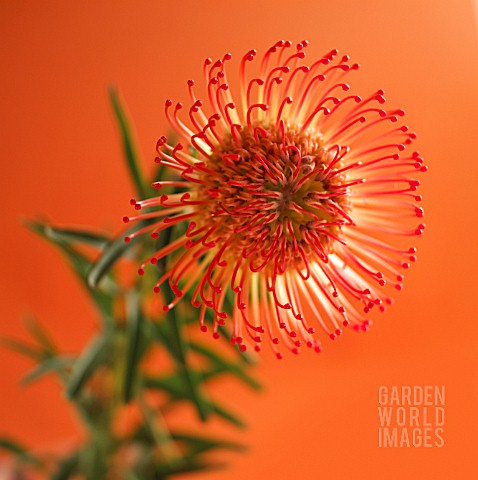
[
  {"x1": 51, "y1": 451, "x2": 79, "y2": 480},
  {"x1": 87, "y1": 222, "x2": 146, "y2": 288},
  {"x1": 144, "y1": 374, "x2": 185, "y2": 396},
  {"x1": 152, "y1": 303, "x2": 211, "y2": 417},
  {"x1": 209, "y1": 401, "x2": 246, "y2": 428},
  {"x1": 0, "y1": 438, "x2": 43, "y2": 466},
  {"x1": 154, "y1": 458, "x2": 227, "y2": 478},
  {"x1": 138, "y1": 396, "x2": 181, "y2": 460},
  {"x1": 152, "y1": 320, "x2": 251, "y2": 423},
  {"x1": 124, "y1": 471, "x2": 142, "y2": 480},
  {"x1": 66, "y1": 333, "x2": 113, "y2": 399},
  {"x1": 57, "y1": 247, "x2": 115, "y2": 320},
  {"x1": 171, "y1": 431, "x2": 245, "y2": 455},
  {"x1": 165, "y1": 308, "x2": 212, "y2": 421},
  {"x1": 23, "y1": 315, "x2": 57, "y2": 354},
  {"x1": 189, "y1": 342, "x2": 261, "y2": 390},
  {"x1": 123, "y1": 290, "x2": 144, "y2": 403},
  {"x1": 27, "y1": 220, "x2": 115, "y2": 319},
  {"x1": 0, "y1": 337, "x2": 43, "y2": 361},
  {"x1": 35, "y1": 224, "x2": 110, "y2": 249},
  {"x1": 145, "y1": 374, "x2": 245, "y2": 428},
  {"x1": 109, "y1": 86, "x2": 147, "y2": 199},
  {"x1": 87, "y1": 184, "x2": 183, "y2": 288},
  {"x1": 21, "y1": 355, "x2": 75, "y2": 386}
]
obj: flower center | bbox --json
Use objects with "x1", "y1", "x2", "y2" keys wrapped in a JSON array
[{"x1": 197, "y1": 123, "x2": 352, "y2": 269}]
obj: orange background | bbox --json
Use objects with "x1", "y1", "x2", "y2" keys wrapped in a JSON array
[{"x1": 1, "y1": 1, "x2": 478, "y2": 478}]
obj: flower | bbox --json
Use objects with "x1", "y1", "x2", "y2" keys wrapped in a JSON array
[{"x1": 124, "y1": 40, "x2": 426, "y2": 358}]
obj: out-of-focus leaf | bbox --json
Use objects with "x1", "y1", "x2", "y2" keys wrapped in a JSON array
[
  {"x1": 21, "y1": 355, "x2": 75, "y2": 386},
  {"x1": 139, "y1": 396, "x2": 181, "y2": 461},
  {"x1": 189, "y1": 342, "x2": 261, "y2": 390},
  {"x1": 151, "y1": 286, "x2": 211, "y2": 421},
  {"x1": 151, "y1": 364, "x2": 232, "y2": 388},
  {"x1": 151, "y1": 319, "x2": 169, "y2": 345},
  {"x1": 23, "y1": 315, "x2": 57, "y2": 354},
  {"x1": 0, "y1": 438, "x2": 43, "y2": 466},
  {"x1": 51, "y1": 451, "x2": 79, "y2": 480},
  {"x1": 27, "y1": 220, "x2": 115, "y2": 320},
  {"x1": 124, "y1": 471, "x2": 142, "y2": 480},
  {"x1": 165, "y1": 308, "x2": 211, "y2": 421},
  {"x1": 87, "y1": 221, "x2": 149, "y2": 288},
  {"x1": 209, "y1": 401, "x2": 246, "y2": 428},
  {"x1": 109, "y1": 86, "x2": 146, "y2": 199},
  {"x1": 171, "y1": 431, "x2": 246, "y2": 455},
  {"x1": 144, "y1": 374, "x2": 184, "y2": 396},
  {"x1": 123, "y1": 290, "x2": 144, "y2": 403},
  {"x1": 152, "y1": 321, "x2": 251, "y2": 423},
  {"x1": 36, "y1": 224, "x2": 110, "y2": 249},
  {"x1": 0, "y1": 337, "x2": 42, "y2": 361},
  {"x1": 66, "y1": 333, "x2": 113, "y2": 399},
  {"x1": 145, "y1": 374, "x2": 245, "y2": 428}
]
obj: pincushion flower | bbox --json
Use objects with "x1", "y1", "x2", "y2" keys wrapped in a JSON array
[{"x1": 124, "y1": 40, "x2": 426, "y2": 358}]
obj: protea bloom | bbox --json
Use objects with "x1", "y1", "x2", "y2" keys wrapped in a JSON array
[{"x1": 124, "y1": 40, "x2": 426, "y2": 357}]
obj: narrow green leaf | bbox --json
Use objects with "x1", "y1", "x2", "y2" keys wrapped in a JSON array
[
  {"x1": 124, "y1": 471, "x2": 142, "y2": 480},
  {"x1": 151, "y1": 284, "x2": 212, "y2": 422},
  {"x1": 0, "y1": 337, "x2": 42, "y2": 361},
  {"x1": 144, "y1": 374, "x2": 185, "y2": 396},
  {"x1": 209, "y1": 401, "x2": 246, "y2": 428},
  {"x1": 23, "y1": 315, "x2": 57, "y2": 354},
  {"x1": 189, "y1": 342, "x2": 261, "y2": 390},
  {"x1": 109, "y1": 86, "x2": 146, "y2": 199},
  {"x1": 21, "y1": 355, "x2": 75, "y2": 386},
  {"x1": 51, "y1": 451, "x2": 79, "y2": 480},
  {"x1": 166, "y1": 308, "x2": 211, "y2": 421},
  {"x1": 66, "y1": 334, "x2": 112, "y2": 399},
  {"x1": 171, "y1": 432, "x2": 245, "y2": 455},
  {"x1": 27, "y1": 220, "x2": 115, "y2": 319},
  {"x1": 38, "y1": 224, "x2": 110, "y2": 249},
  {"x1": 60, "y1": 246, "x2": 115, "y2": 319},
  {"x1": 87, "y1": 221, "x2": 149, "y2": 288},
  {"x1": 123, "y1": 291, "x2": 144, "y2": 403},
  {"x1": 138, "y1": 396, "x2": 181, "y2": 460},
  {"x1": 155, "y1": 458, "x2": 227, "y2": 477},
  {"x1": 144, "y1": 374, "x2": 245, "y2": 428},
  {"x1": 0, "y1": 438, "x2": 43, "y2": 466},
  {"x1": 25, "y1": 220, "x2": 108, "y2": 249}
]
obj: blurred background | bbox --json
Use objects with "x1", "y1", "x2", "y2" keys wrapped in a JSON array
[{"x1": 1, "y1": 0, "x2": 477, "y2": 478}]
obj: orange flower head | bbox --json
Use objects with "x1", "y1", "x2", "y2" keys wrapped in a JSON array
[{"x1": 124, "y1": 40, "x2": 426, "y2": 358}]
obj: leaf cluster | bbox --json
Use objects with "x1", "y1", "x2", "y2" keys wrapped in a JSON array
[{"x1": 0, "y1": 89, "x2": 260, "y2": 479}]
